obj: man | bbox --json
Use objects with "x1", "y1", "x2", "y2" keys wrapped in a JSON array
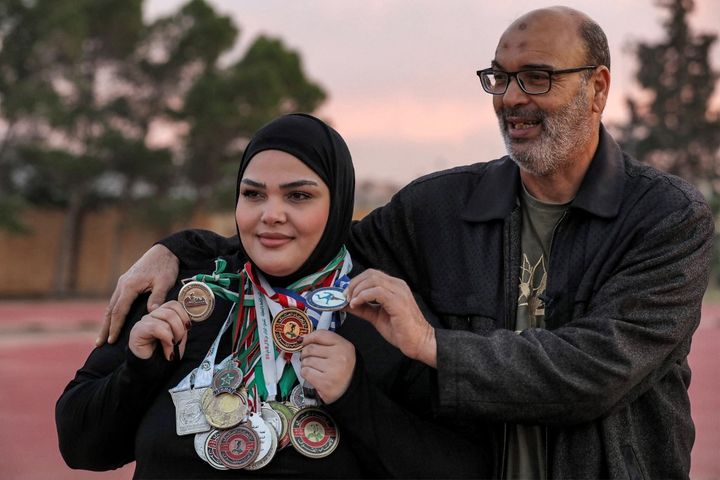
[{"x1": 99, "y1": 7, "x2": 713, "y2": 478}]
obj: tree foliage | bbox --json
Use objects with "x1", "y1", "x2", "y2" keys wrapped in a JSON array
[
  {"x1": 615, "y1": 0, "x2": 720, "y2": 284},
  {"x1": 0, "y1": 0, "x2": 326, "y2": 294},
  {"x1": 616, "y1": 0, "x2": 720, "y2": 196}
]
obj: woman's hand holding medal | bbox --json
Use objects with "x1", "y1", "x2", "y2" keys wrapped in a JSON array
[
  {"x1": 300, "y1": 330, "x2": 356, "y2": 404},
  {"x1": 345, "y1": 269, "x2": 437, "y2": 368},
  {"x1": 129, "y1": 300, "x2": 191, "y2": 361}
]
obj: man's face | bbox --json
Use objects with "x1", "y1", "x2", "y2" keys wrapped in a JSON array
[{"x1": 492, "y1": 13, "x2": 595, "y2": 176}]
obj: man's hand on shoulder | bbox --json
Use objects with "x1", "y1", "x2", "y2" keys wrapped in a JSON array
[{"x1": 97, "y1": 244, "x2": 179, "y2": 346}]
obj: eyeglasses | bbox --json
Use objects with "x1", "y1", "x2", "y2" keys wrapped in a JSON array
[{"x1": 476, "y1": 66, "x2": 597, "y2": 95}]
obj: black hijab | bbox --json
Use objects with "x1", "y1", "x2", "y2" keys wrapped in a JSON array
[{"x1": 235, "y1": 113, "x2": 355, "y2": 286}]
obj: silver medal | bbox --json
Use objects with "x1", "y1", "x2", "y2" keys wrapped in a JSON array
[{"x1": 170, "y1": 387, "x2": 211, "y2": 435}]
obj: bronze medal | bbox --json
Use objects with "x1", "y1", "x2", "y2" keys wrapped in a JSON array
[
  {"x1": 178, "y1": 281, "x2": 215, "y2": 322},
  {"x1": 201, "y1": 388, "x2": 248, "y2": 429},
  {"x1": 211, "y1": 366, "x2": 244, "y2": 395},
  {"x1": 289, "y1": 408, "x2": 340, "y2": 459},
  {"x1": 271, "y1": 307, "x2": 313, "y2": 352},
  {"x1": 217, "y1": 425, "x2": 260, "y2": 469}
]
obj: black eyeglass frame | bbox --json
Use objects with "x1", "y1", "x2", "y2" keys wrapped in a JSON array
[{"x1": 476, "y1": 66, "x2": 598, "y2": 95}]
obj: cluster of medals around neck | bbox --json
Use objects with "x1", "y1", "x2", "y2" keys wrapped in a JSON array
[{"x1": 170, "y1": 280, "x2": 350, "y2": 471}]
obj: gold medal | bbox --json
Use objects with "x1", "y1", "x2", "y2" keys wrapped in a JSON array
[
  {"x1": 271, "y1": 307, "x2": 313, "y2": 352},
  {"x1": 178, "y1": 281, "x2": 215, "y2": 322},
  {"x1": 201, "y1": 388, "x2": 248, "y2": 429}
]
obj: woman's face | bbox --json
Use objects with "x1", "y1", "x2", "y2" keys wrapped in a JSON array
[{"x1": 236, "y1": 150, "x2": 330, "y2": 277}]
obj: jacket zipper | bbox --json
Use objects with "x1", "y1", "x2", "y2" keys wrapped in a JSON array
[{"x1": 543, "y1": 209, "x2": 568, "y2": 479}]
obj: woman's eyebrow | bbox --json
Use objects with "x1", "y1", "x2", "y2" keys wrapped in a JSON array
[
  {"x1": 279, "y1": 180, "x2": 320, "y2": 189},
  {"x1": 240, "y1": 178, "x2": 265, "y2": 188}
]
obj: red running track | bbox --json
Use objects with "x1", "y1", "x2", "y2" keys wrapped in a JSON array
[{"x1": 0, "y1": 300, "x2": 718, "y2": 479}]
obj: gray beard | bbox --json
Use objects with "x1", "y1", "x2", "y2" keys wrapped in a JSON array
[{"x1": 499, "y1": 87, "x2": 593, "y2": 177}]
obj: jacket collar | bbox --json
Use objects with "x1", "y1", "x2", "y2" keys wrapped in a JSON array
[{"x1": 461, "y1": 124, "x2": 625, "y2": 222}]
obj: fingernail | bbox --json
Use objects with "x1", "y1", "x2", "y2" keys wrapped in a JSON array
[
  {"x1": 150, "y1": 303, "x2": 160, "y2": 310},
  {"x1": 169, "y1": 352, "x2": 175, "y2": 361},
  {"x1": 185, "y1": 320, "x2": 192, "y2": 330},
  {"x1": 298, "y1": 336, "x2": 304, "y2": 343}
]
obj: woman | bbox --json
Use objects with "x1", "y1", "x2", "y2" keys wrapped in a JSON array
[{"x1": 56, "y1": 114, "x2": 486, "y2": 478}]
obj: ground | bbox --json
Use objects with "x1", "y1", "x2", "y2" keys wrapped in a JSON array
[{"x1": 0, "y1": 300, "x2": 718, "y2": 479}]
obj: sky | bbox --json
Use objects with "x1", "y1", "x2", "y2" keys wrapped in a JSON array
[{"x1": 146, "y1": 0, "x2": 720, "y2": 184}]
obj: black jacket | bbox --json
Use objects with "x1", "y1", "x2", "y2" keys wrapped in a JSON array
[
  {"x1": 160, "y1": 126, "x2": 713, "y2": 479},
  {"x1": 56, "y1": 256, "x2": 487, "y2": 479}
]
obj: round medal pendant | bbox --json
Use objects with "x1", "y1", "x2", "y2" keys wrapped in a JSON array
[
  {"x1": 268, "y1": 401, "x2": 293, "y2": 449},
  {"x1": 307, "y1": 287, "x2": 348, "y2": 312},
  {"x1": 201, "y1": 388, "x2": 248, "y2": 429},
  {"x1": 203, "y1": 429, "x2": 229, "y2": 470},
  {"x1": 261, "y1": 402, "x2": 286, "y2": 440},
  {"x1": 289, "y1": 408, "x2": 340, "y2": 459},
  {"x1": 217, "y1": 425, "x2": 260, "y2": 469},
  {"x1": 271, "y1": 308, "x2": 313, "y2": 352},
  {"x1": 178, "y1": 281, "x2": 215, "y2": 322},
  {"x1": 244, "y1": 413, "x2": 278, "y2": 471},
  {"x1": 289, "y1": 383, "x2": 306, "y2": 409},
  {"x1": 211, "y1": 366, "x2": 244, "y2": 395}
]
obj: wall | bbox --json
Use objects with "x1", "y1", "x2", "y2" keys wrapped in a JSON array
[{"x1": 0, "y1": 208, "x2": 236, "y2": 297}]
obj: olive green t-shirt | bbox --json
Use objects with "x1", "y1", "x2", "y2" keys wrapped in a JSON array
[{"x1": 505, "y1": 185, "x2": 568, "y2": 480}]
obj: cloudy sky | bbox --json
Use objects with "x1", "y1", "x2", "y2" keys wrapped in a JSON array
[{"x1": 147, "y1": 0, "x2": 720, "y2": 184}]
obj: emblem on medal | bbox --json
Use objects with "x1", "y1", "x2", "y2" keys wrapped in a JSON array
[
  {"x1": 201, "y1": 387, "x2": 248, "y2": 429},
  {"x1": 211, "y1": 366, "x2": 244, "y2": 395},
  {"x1": 271, "y1": 307, "x2": 313, "y2": 352},
  {"x1": 178, "y1": 281, "x2": 215, "y2": 322},
  {"x1": 306, "y1": 287, "x2": 348, "y2": 312},
  {"x1": 289, "y1": 408, "x2": 340, "y2": 459},
  {"x1": 217, "y1": 425, "x2": 261, "y2": 469}
]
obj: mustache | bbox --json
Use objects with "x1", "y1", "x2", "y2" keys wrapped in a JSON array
[{"x1": 498, "y1": 106, "x2": 545, "y2": 122}]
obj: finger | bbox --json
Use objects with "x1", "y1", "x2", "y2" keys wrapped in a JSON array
[
  {"x1": 98, "y1": 286, "x2": 121, "y2": 345},
  {"x1": 348, "y1": 284, "x2": 393, "y2": 309},
  {"x1": 108, "y1": 286, "x2": 137, "y2": 344},
  {"x1": 137, "y1": 319, "x2": 176, "y2": 361},
  {"x1": 300, "y1": 356, "x2": 329, "y2": 374},
  {"x1": 346, "y1": 269, "x2": 384, "y2": 299},
  {"x1": 146, "y1": 288, "x2": 166, "y2": 312},
  {"x1": 149, "y1": 305, "x2": 189, "y2": 343},
  {"x1": 301, "y1": 329, "x2": 339, "y2": 347},
  {"x1": 161, "y1": 300, "x2": 192, "y2": 329},
  {"x1": 96, "y1": 312, "x2": 112, "y2": 347}
]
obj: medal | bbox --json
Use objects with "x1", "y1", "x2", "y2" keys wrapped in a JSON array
[
  {"x1": 201, "y1": 388, "x2": 248, "y2": 429},
  {"x1": 211, "y1": 366, "x2": 244, "y2": 395},
  {"x1": 268, "y1": 401, "x2": 293, "y2": 449},
  {"x1": 271, "y1": 307, "x2": 313, "y2": 352},
  {"x1": 217, "y1": 424, "x2": 260, "y2": 469},
  {"x1": 245, "y1": 413, "x2": 278, "y2": 471},
  {"x1": 170, "y1": 387, "x2": 211, "y2": 435},
  {"x1": 289, "y1": 408, "x2": 340, "y2": 459},
  {"x1": 261, "y1": 402, "x2": 286, "y2": 439},
  {"x1": 307, "y1": 287, "x2": 348, "y2": 312},
  {"x1": 178, "y1": 281, "x2": 215, "y2": 322},
  {"x1": 203, "y1": 429, "x2": 229, "y2": 470}
]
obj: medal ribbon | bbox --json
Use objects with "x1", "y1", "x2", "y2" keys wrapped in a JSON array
[
  {"x1": 188, "y1": 258, "x2": 242, "y2": 302},
  {"x1": 235, "y1": 247, "x2": 353, "y2": 403},
  {"x1": 169, "y1": 304, "x2": 238, "y2": 393}
]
